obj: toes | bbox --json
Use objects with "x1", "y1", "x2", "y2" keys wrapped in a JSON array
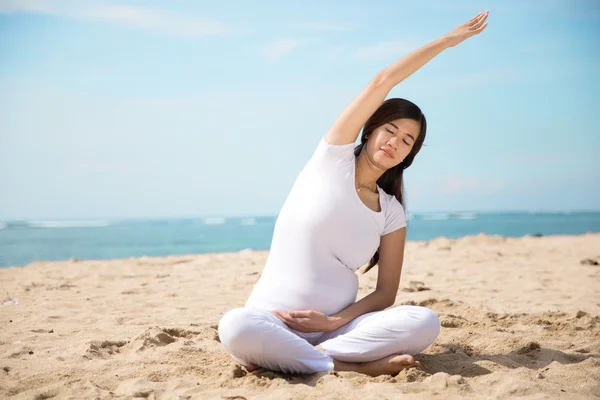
[
  {"x1": 391, "y1": 354, "x2": 415, "y2": 365},
  {"x1": 240, "y1": 362, "x2": 259, "y2": 372},
  {"x1": 246, "y1": 363, "x2": 259, "y2": 372},
  {"x1": 403, "y1": 355, "x2": 415, "y2": 365}
]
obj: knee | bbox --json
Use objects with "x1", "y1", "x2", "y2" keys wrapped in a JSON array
[
  {"x1": 389, "y1": 306, "x2": 441, "y2": 344},
  {"x1": 217, "y1": 307, "x2": 265, "y2": 352},
  {"x1": 412, "y1": 306, "x2": 441, "y2": 342}
]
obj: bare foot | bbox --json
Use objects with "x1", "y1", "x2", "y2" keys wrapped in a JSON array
[
  {"x1": 355, "y1": 354, "x2": 420, "y2": 377},
  {"x1": 316, "y1": 345, "x2": 419, "y2": 377},
  {"x1": 243, "y1": 362, "x2": 260, "y2": 372}
]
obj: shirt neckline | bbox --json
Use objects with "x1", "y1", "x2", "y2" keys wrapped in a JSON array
[{"x1": 351, "y1": 160, "x2": 383, "y2": 216}]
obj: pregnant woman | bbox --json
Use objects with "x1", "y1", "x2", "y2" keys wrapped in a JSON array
[{"x1": 219, "y1": 11, "x2": 489, "y2": 376}]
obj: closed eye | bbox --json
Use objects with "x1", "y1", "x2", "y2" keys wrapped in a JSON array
[
  {"x1": 402, "y1": 139, "x2": 410, "y2": 145},
  {"x1": 386, "y1": 128, "x2": 394, "y2": 135}
]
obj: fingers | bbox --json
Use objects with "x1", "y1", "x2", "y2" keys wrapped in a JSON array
[
  {"x1": 468, "y1": 10, "x2": 488, "y2": 28},
  {"x1": 468, "y1": 11, "x2": 485, "y2": 24},
  {"x1": 273, "y1": 310, "x2": 308, "y2": 330},
  {"x1": 274, "y1": 311, "x2": 299, "y2": 328},
  {"x1": 289, "y1": 310, "x2": 311, "y2": 318},
  {"x1": 273, "y1": 310, "x2": 294, "y2": 324},
  {"x1": 472, "y1": 11, "x2": 489, "y2": 29}
]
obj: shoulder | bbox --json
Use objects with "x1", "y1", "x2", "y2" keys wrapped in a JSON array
[
  {"x1": 380, "y1": 190, "x2": 406, "y2": 235},
  {"x1": 312, "y1": 137, "x2": 357, "y2": 165},
  {"x1": 380, "y1": 190, "x2": 404, "y2": 215}
]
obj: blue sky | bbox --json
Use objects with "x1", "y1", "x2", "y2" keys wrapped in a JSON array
[{"x1": 0, "y1": 0, "x2": 599, "y2": 220}]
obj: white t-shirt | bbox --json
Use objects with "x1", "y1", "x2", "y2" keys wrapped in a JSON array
[{"x1": 245, "y1": 138, "x2": 407, "y2": 316}]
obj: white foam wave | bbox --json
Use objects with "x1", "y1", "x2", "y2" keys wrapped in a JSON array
[
  {"x1": 203, "y1": 217, "x2": 226, "y2": 225},
  {"x1": 0, "y1": 222, "x2": 6, "y2": 230},
  {"x1": 421, "y1": 213, "x2": 451, "y2": 221},
  {"x1": 240, "y1": 217, "x2": 256, "y2": 226},
  {"x1": 27, "y1": 220, "x2": 111, "y2": 228},
  {"x1": 455, "y1": 212, "x2": 477, "y2": 220}
]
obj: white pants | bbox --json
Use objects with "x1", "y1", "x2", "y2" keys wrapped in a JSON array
[{"x1": 218, "y1": 305, "x2": 440, "y2": 374}]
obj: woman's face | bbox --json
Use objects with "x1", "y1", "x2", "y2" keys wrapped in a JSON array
[{"x1": 366, "y1": 118, "x2": 421, "y2": 169}]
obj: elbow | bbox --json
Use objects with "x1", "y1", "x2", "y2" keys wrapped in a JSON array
[
  {"x1": 373, "y1": 70, "x2": 392, "y2": 88},
  {"x1": 378, "y1": 291, "x2": 396, "y2": 309},
  {"x1": 384, "y1": 296, "x2": 396, "y2": 309}
]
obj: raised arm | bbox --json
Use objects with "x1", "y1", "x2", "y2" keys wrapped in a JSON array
[{"x1": 324, "y1": 11, "x2": 489, "y2": 146}]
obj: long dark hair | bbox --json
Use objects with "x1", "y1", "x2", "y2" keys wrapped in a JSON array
[{"x1": 354, "y1": 98, "x2": 427, "y2": 273}]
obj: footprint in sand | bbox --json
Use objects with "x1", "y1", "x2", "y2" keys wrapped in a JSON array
[
  {"x1": 515, "y1": 341, "x2": 541, "y2": 355},
  {"x1": 130, "y1": 327, "x2": 201, "y2": 351},
  {"x1": 84, "y1": 325, "x2": 218, "y2": 359},
  {"x1": 31, "y1": 388, "x2": 59, "y2": 400},
  {"x1": 85, "y1": 340, "x2": 128, "y2": 359},
  {"x1": 440, "y1": 315, "x2": 466, "y2": 328},
  {"x1": 425, "y1": 372, "x2": 470, "y2": 392},
  {"x1": 401, "y1": 281, "x2": 431, "y2": 292},
  {"x1": 442, "y1": 343, "x2": 475, "y2": 357},
  {"x1": 9, "y1": 347, "x2": 35, "y2": 358},
  {"x1": 84, "y1": 329, "x2": 187, "y2": 359}
]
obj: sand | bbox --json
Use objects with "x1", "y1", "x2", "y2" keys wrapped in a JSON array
[{"x1": 1, "y1": 233, "x2": 599, "y2": 399}]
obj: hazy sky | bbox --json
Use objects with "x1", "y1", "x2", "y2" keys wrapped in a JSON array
[{"x1": 1, "y1": 0, "x2": 598, "y2": 220}]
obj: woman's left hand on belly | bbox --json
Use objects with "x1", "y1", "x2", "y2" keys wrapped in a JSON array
[{"x1": 272, "y1": 309, "x2": 344, "y2": 333}]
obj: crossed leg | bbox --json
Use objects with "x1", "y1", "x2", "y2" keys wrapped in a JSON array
[{"x1": 218, "y1": 305, "x2": 440, "y2": 376}]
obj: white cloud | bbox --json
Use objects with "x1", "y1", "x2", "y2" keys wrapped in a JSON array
[
  {"x1": 0, "y1": 0, "x2": 56, "y2": 13},
  {"x1": 320, "y1": 44, "x2": 348, "y2": 64},
  {"x1": 260, "y1": 39, "x2": 306, "y2": 61},
  {"x1": 352, "y1": 40, "x2": 413, "y2": 61},
  {"x1": 396, "y1": 69, "x2": 525, "y2": 96},
  {"x1": 0, "y1": 0, "x2": 233, "y2": 37},
  {"x1": 441, "y1": 176, "x2": 504, "y2": 196},
  {"x1": 441, "y1": 70, "x2": 520, "y2": 87}
]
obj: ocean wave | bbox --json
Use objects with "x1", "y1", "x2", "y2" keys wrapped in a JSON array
[
  {"x1": 27, "y1": 220, "x2": 111, "y2": 228},
  {"x1": 240, "y1": 218, "x2": 256, "y2": 226},
  {"x1": 0, "y1": 222, "x2": 6, "y2": 230},
  {"x1": 454, "y1": 212, "x2": 477, "y2": 220},
  {"x1": 415, "y1": 212, "x2": 478, "y2": 221},
  {"x1": 203, "y1": 217, "x2": 227, "y2": 225},
  {"x1": 421, "y1": 213, "x2": 451, "y2": 221}
]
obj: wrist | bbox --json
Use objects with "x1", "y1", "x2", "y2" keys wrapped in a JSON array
[
  {"x1": 436, "y1": 35, "x2": 455, "y2": 48},
  {"x1": 328, "y1": 315, "x2": 347, "y2": 330}
]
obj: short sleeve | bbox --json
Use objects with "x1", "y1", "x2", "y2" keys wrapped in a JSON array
[
  {"x1": 311, "y1": 137, "x2": 356, "y2": 165},
  {"x1": 382, "y1": 197, "x2": 407, "y2": 235}
]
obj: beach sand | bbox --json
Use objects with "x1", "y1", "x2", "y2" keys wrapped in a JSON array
[{"x1": 1, "y1": 233, "x2": 599, "y2": 399}]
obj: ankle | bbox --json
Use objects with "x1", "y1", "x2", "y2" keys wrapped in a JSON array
[{"x1": 314, "y1": 345, "x2": 362, "y2": 374}]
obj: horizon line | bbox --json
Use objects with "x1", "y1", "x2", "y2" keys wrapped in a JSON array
[{"x1": 2, "y1": 209, "x2": 600, "y2": 222}]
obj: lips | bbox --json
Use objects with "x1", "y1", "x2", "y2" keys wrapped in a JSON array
[{"x1": 380, "y1": 148, "x2": 394, "y2": 158}]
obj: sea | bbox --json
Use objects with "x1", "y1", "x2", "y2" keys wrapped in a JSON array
[{"x1": 1, "y1": 211, "x2": 599, "y2": 268}]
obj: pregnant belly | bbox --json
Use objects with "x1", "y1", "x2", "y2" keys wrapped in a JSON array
[{"x1": 246, "y1": 273, "x2": 359, "y2": 316}]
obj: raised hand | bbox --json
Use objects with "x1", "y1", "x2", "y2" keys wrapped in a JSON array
[{"x1": 444, "y1": 11, "x2": 489, "y2": 47}]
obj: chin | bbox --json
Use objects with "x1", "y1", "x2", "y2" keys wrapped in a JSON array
[{"x1": 373, "y1": 155, "x2": 392, "y2": 169}]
